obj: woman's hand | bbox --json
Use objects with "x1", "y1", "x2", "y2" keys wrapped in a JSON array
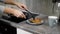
[
  {"x1": 4, "y1": 0, "x2": 28, "y2": 10},
  {"x1": 14, "y1": 2, "x2": 28, "y2": 10},
  {"x1": 4, "y1": 8, "x2": 26, "y2": 18}
]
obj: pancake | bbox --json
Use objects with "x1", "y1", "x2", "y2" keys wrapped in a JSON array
[{"x1": 29, "y1": 18, "x2": 42, "y2": 24}]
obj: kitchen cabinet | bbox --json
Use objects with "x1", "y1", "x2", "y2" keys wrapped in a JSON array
[
  {"x1": 0, "y1": 20, "x2": 32, "y2": 34},
  {"x1": 0, "y1": 20, "x2": 16, "y2": 34},
  {"x1": 17, "y1": 28, "x2": 32, "y2": 34}
]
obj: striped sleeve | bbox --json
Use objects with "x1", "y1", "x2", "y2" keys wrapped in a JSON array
[
  {"x1": 0, "y1": 5, "x2": 5, "y2": 17},
  {"x1": 0, "y1": 0, "x2": 4, "y2": 2}
]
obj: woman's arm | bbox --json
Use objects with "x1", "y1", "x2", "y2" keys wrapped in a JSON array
[
  {"x1": 2, "y1": 0, "x2": 27, "y2": 10},
  {"x1": 0, "y1": 0, "x2": 15, "y2": 5},
  {"x1": 0, "y1": 6, "x2": 5, "y2": 17},
  {"x1": 4, "y1": 7, "x2": 26, "y2": 18},
  {"x1": 0, "y1": 5, "x2": 26, "y2": 18}
]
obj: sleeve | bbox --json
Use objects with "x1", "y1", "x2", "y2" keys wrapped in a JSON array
[
  {"x1": 0, "y1": 0, "x2": 4, "y2": 2},
  {"x1": 0, "y1": 5, "x2": 5, "y2": 17}
]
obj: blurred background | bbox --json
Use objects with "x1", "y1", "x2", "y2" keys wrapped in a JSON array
[
  {"x1": 16, "y1": 0, "x2": 59, "y2": 16},
  {"x1": 0, "y1": 0, "x2": 59, "y2": 16}
]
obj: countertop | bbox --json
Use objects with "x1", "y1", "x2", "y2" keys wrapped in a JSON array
[{"x1": 0, "y1": 14, "x2": 60, "y2": 34}]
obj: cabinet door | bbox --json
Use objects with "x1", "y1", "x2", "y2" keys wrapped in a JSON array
[
  {"x1": 0, "y1": 21, "x2": 16, "y2": 34},
  {"x1": 17, "y1": 28, "x2": 32, "y2": 34}
]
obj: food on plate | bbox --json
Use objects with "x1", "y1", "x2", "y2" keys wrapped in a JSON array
[{"x1": 29, "y1": 18, "x2": 43, "y2": 24}]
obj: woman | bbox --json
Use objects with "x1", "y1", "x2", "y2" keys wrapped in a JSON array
[{"x1": 0, "y1": 0, "x2": 27, "y2": 34}]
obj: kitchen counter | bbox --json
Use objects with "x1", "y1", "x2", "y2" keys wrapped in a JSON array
[{"x1": 0, "y1": 14, "x2": 60, "y2": 34}]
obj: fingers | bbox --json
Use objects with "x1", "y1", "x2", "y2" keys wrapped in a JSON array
[
  {"x1": 17, "y1": 13, "x2": 26, "y2": 19},
  {"x1": 21, "y1": 5, "x2": 27, "y2": 10},
  {"x1": 22, "y1": 13, "x2": 26, "y2": 18},
  {"x1": 15, "y1": 14, "x2": 26, "y2": 19},
  {"x1": 16, "y1": 2, "x2": 28, "y2": 10},
  {"x1": 20, "y1": 13, "x2": 26, "y2": 19},
  {"x1": 12, "y1": 9, "x2": 26, "y2": 19},
  {"x1": 18, "y1": 4, "x2": 28, "y2": 10}
]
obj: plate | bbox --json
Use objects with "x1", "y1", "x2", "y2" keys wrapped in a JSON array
[{"x1": 26, "y1": 20, "x2": 44, "y2": 25}]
